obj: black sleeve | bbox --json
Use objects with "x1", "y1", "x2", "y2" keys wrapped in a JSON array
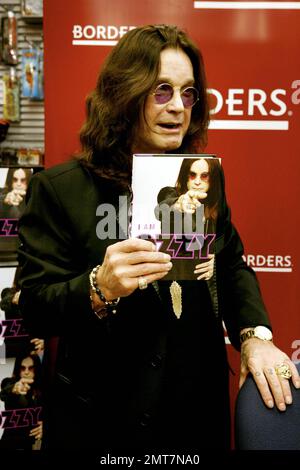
[
  {"x1": 18, "y1": 172, "x2": 93, "y2": 338},
  {"x1": 216, "y1": 168, "x2": 271, "y2": 350},
  {"x1": 0, "y1": 378, "x2": 15, "y2": 401},
  {"x1": 157, "y1": 186, "x2": 179, "y2": 206},
  {"x1": 154, "y1": 186, "x2": 178, "y2": 222}
]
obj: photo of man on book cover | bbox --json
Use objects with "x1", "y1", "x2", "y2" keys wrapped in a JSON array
[
  {"x1": 131, "y1": 154, "x2": 222, "y2": 280},
  {"x1": 0, "y1": 167, "x2": 33, "y2": 262}
]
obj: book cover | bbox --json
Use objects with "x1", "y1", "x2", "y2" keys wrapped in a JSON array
[
  {"x1": 0, "y1": 167, "x2": 42, "y2": 262},
  {"x1": 131, "y1": 154, "x2": 222, "y2": 280}
]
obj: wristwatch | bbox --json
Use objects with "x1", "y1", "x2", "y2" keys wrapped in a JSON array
[{"x1": 240, "y1": 325, "x2": 273, "y2": 344}]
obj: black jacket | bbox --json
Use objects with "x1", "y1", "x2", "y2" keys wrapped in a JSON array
[{"x1": 17, "y1": 159, "x2": 270, "y2": 450}]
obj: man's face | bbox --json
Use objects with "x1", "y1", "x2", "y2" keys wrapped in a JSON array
[
  {"x1": 12, "y1": 169, "x2": 27, "y2": 191},
  {"x1": 187, "y1": 159, "x2": 210, "y2": 193},
  {"x1": 133, "y1": 47, "x2": 194, "y2": 154},
  {"x1": 20, "y1": 356, "x2": 35, "y2": 380}
]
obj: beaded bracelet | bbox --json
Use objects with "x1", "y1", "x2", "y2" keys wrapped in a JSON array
[
  {"x1": 89, "y1": 265, "x2": 120, "y2": 316},
  {"x1": 89, "y1": 293, "x2": 109, "y2": 320}
]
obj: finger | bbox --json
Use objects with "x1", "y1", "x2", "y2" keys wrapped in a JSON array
[
  {"x1": 11, "y1": 194, "x2": 23, "y2": 204},
  {"x1": 277, "y1": 375, "x2": 293, "y2": 405},
  {"x1": 195, "y1": 262, "x2": 213, "y2": 273},
  {"x1": 100, "y1": 251, "x2": 171, "y2": 279},
  {"x1": 276, "y1": 361, "x2": 300, "y2": 404},
  {"x1": 250, "y1": 369, "x2": 275, "y2": 409},
  {"x1": 29, "y1": 431, "x2": 42, "y2": 438},
  {"x1": 263, "y1": 367, "x2": 287, "y2": 410},
  {"x1": 197, "y1": 273, "x2": 212, "y2": 281},
  {"x1": 185, "y1": 203, "x2": 196, "y2": 211},
  {"x1": 30, "y1": 427, "x2": 42, "y2": 437},
  {"x1": 21, "y1": 384, "x2": 32, "y2": 392},
  {"x1": 181, "y1": 201, "x2": 196, "y2": 213},
  {"x1": 130, "y1": 271, "x2": 171, "y2": 291},
  {"x1": 181, "y1": 200, "x2": 196, "y2": 212},
  {"x1": 195, "y1": 255, "x2": 214, "y2": 270},
  {"x1": 192, "y1": 199, "x2": 201, "y2": 207},
  {"x1": 124, "y1": 250, "x2": 171, "y2": 266},
  {"x1": 107, "y1": 265, "x2": 173, "y2": 296},
  {"x1": 194, "y1": 191, "x2": 207, "y2": 200},
  {"x1": 194, "y1": 267, "x2": 212, "y2": 275},
  {"x1": 289, "y1": 361, "x2": 300, "y2": 389},
  {"x1": 121, "y1": 261, "x2": 173, "y2": 279},
  {"x1": 142, "y1": 270, "x2": 171, "y2": 284},
  {"x1": 239, "y1": 367, "x2": 248, "y2": 389},
  {"x1": 183, "y1": 208, "x2": 195, "y2": 214},
  {"x1": 105, "y1": 256, "x2": 172, "y2": 277},
  {"x1": 108, "y1": 238, "x2": 157, "y2": 254},
  {"x1": 194, "y1": 262, "x2": 211, "y2": 272}
]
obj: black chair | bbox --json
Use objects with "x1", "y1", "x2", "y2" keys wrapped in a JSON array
[{"x1": 235, "y1": 363, "x2": 300, "y2": 450}]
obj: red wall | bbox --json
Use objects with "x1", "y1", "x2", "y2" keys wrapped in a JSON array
[{"x1": 44, "y1": 0, "x2": 300, "y2": 444}]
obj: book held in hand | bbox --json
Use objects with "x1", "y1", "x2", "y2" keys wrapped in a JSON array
[{"x1": 131, "y1": 154, "x2": 222, "y2": 280}]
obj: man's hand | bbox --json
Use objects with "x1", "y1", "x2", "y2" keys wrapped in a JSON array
[
  {"x1": 95, "y1": 238, "x2": 172, "y2": 301},
  {"x1": 174, "y1": 189, "x2": 207, "y2": 214},
  {"x1": 30, "y1": 338, "x2": 44, "y2": 355},
  {"x1": 240, "y1": 338, "x2": 300, "y2": 411},
  {"x1": 12, "y1": 378, "x2": 33, "y2": 395},
  {"x1": 4, "y1": 189, "x2": 26, "y2": 206},
  {"x1": 29, "y1": 421, "x2": 43, "y2": 440},
  {"x1": 194, "y1": 254, "x2": 214, "y2": 280}
]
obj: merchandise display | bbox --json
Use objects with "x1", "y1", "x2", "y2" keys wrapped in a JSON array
[
  {"x1": 21, "y1": 0, "x2": 43, "y2": 19},
  {"x1": 1, "y1": 9, "x2": 18, "y2": 66},
  {"x1": 3, "y1": 68, "x2": 20, "y2": 122},
  {"x1": 0, "y1": 5, "x2": 45, "y2": 449},
  {"x1": 21, "y1": 47, "x2": 44, "y2": 100}
]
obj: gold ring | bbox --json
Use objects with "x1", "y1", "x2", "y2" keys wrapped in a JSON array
[
  {"x1": 138, "y1": 277, "x2": 148, "y2": 290},
  {"x1": 275, "y1": 363, "x2": 292, "y2": 380}
]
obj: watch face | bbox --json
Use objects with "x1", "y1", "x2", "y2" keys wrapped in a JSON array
[{"x1": 254, "y1": 326, "x2": 273, "y2": 341}]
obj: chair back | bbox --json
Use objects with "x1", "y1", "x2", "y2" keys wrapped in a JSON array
[{"x1": 235, "y1": 363, "x2": 300, "y2": 450}]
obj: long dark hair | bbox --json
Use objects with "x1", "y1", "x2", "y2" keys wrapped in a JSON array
[
  {"x1": 78, "y1": 24, "x2": 210, "y2": 191},
  {"x1": 175, "y1": 158, "x2": 222, "y2": 221}
]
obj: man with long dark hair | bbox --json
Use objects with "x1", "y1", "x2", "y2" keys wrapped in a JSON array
[{"x1": 18, "y1": 25, "x2": 299, "y2": 451}]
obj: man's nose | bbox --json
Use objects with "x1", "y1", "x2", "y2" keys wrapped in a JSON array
[{"x1": 167, "y1": 90, "x2": 185, "y2": 111}]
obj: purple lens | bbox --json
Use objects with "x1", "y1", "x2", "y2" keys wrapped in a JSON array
[
  {"x1": 181, "y1": 87, "x2": 199, "y2": 108},
  {"x1": 154, "y1": 83, "x2": 173, "y2": 104},
  {"x1": 153, "y1": 83, "x2": 199, "y2": 108}
]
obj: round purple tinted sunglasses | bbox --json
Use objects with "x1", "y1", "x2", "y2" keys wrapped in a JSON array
[{"x1": 152, "y1": 83, "x2": 199, "y2": 108}]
